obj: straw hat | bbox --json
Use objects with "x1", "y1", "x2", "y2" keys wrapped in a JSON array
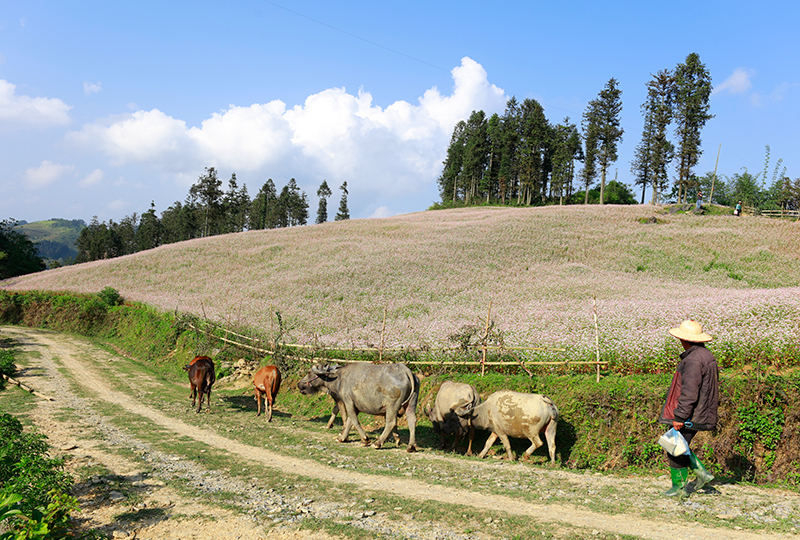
[{"x1": 668, "y1": 320, "x2": 712, "y2": 342}]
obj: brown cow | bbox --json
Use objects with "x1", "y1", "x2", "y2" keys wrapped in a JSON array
[
  {"x1": 186, "y1": 356, "x2": 216, "y2": 414},
  {"x1": 253, "y1": 365, "x2": 282, "y2": 421}
]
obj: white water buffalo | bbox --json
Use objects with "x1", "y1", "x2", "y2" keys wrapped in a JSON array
[
  {"x1": 426, "y1": 381, "x2": 481, "y2": 455},
  {"x1": 298, "y1": 363, "x2": 419, "y2": 452},
  {"x1": 452, "y1": 390, "x2": 558, "y2": 463}
]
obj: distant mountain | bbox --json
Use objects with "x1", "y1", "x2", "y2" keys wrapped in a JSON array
[{"x1": 15, "y1": 218, "x2": 86, "y2": 265}]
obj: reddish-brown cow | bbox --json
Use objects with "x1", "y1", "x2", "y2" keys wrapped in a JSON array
[
  {"x1": 185, "y1": 355, "x2": 216, "y2": 414},
  {"x1": 253, "y1": 365, "x2": 282, "y2": 421}
]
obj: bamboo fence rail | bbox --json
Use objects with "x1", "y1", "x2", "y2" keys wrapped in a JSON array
[{"x1": 187, "y1": 302, "x2": 609, "y2": 376}]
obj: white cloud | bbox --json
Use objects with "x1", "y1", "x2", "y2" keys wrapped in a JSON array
[
  {"x1": 79, "y1": 168, "x2": 105, "y2": 188},
  {"x1": 713, "y1": 67, "x2": 754, "y2": 96},
  {"x1": 24, "y1": 160, "x2": 75, "y2": 189},
  {"x1": 83, "y1": 81, "x2": 102, "y2": 96},
  {"x1": 65, "y1": 57, "x2": 508, "y2": 210},
  {"x1": 368, "y1": 206, "x2": 394, "y2": 219},
  {"x1": 0, "y1": 79, "x2": 71, "y2": 128}
]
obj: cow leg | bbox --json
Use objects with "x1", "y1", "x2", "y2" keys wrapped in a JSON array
[
  {"x1": 544, "y1": 418, "x2": 558, "y2": 464},
  {"x1": 523, "y1": 433, "x2": 544, "y2": 460},
  {"x1": 266, "y1": 394, "x2": 273, "y2": 422},
  {"x1": 465, "y1": 426, "x2": 475, "y2": 457},
  {"x1": 205, "y1": 383, "x2": 212, "y2": 414},
  {"x1": 326, "y1": 403, "x2": 339, "y2": 429},
  {"x1": 498, "y1": 433, "x2": 516, "y2": 461},
  {"x1": 477, "y1": 432, "x2": 499, "y2": 458},
  {"x1": 190, "y1": 384, "x2": 197, "y2": 409},
  {"x1": 405, "y1": 393, "x2": 418, "y2": 453},
  {"x1": 372, "y1": 407, "x2": 400, "y2": 450},
  {"x1": 255, "y1": 389, "x2": 262, "y2": 416}
]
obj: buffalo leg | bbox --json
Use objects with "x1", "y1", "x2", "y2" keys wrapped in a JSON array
[
  {"x1": 523, "y1": 433, "x2": 544, "y2": 460},
  {"x1": 405, "y1": 394, "x2": 418, "y2": 453},
  {"x1": 465, "y1": 426, "x2": 475, "y2": 456},
  {"x1": 544, "y1": 418, "x2": 558, "y2": 464},
  {"x1": 477, "y1": 432, "x2": 499, "y2": 459},
  {"x1": 498, "y1": 433, "x2": 516, "y2": 460},
  {"x1": 372, "y1": 406, "x2": 401, "y2": 450}
]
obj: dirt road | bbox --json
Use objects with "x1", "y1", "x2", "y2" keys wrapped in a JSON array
[{"x1": 3, "y1": 326, "x2": 798, "y2": 540}]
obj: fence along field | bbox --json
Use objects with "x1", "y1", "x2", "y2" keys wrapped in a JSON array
[
  {"x1": 2, "y1": 205, "x2": 800, "y2": 373},
  {"x1": 190, "y1": 297, "x2": 608, "y2": 379}
]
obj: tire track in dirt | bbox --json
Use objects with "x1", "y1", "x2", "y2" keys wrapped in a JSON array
[{"x1": 5, "y1": 326, "x2": 796, "y2": 540}]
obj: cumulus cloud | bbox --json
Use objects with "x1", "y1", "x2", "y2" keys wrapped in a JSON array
[
  {"x1": 83, "y1": 81, "x2": 102, "y2": 95},
  {"x1": 79, "y1": 168, "x2": 105, "y2": 188},
  {"x1": 24, "y1": 160, "x2": 75, "y2": 189},
  {"x1": 66, "y1": 57, "x2": 507, "y2": 202},
  {"x1": 368, "y1": 206, "x2": 394, "y2": 219},
  {"x1": 0, "y1": 79, "x2": 72, "y2": 128},
  {"x1": 713, "y1": 67, "x2": 754, "y2": 96}
]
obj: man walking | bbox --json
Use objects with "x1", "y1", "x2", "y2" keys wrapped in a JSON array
[{"x1": 659, "y1": 320, "x2": 719, "y2": 497}]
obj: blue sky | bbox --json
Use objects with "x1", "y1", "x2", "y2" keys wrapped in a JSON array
[{"x1": 2, "y1": 1, "x2": 798, "y2": 224}]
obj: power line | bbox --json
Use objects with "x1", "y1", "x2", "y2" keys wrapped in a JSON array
[{"x1": 259, "y1": 0, "x2": 451, "y2": 76}]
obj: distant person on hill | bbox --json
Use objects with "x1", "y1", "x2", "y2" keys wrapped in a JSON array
[
  {"x1": 696, "y1": 192, "x2": 703, "y2": 210},
  {"x1": 658, "y1": 320, "x2": 719, "y2": 497},
  {"x1": 735, "y1": 201, "x2": 742, "y2": 216}
]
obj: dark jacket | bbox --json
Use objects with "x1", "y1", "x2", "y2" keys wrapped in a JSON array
[{"x1": 659, "y1": 344, "x2": 719, "y2": 431}]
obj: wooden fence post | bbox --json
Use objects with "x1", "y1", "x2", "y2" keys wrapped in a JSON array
[
  {"x1": 593, "y1": 296, "x2": 601, "y2": 382},
  {"x1": 481, "y1": 301, "x2": 492, "y2": 377}
]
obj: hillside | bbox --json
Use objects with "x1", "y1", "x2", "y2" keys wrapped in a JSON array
[
  {"x1": 15, "y1": 218, "x2": 85, "y2": 262},
  {"x1": 3, "y1": 206, "x2": 800, "y2": 365}
]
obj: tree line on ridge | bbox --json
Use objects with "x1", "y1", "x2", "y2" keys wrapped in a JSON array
[{"x1": 74, "y1": 169, "x2": 350, "y2": 263}]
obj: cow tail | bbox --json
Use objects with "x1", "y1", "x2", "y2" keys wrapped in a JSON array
[
  {"x1": 401, "y1": 369, "x2": 419, "y2": 409},
  {"x1": 543, "y1": 395, "x2": 559, "y2": 423}
]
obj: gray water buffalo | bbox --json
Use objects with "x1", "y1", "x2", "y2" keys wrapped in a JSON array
[
  {"x1": 426, "y1": 381, "x2": 481, "y2": 455},
  {"x1": 451, "y1": 390, "x2": 558, "y2": 463},
  {"x1": 298, "y1": 363, "x2": 419, "y2": 452}
]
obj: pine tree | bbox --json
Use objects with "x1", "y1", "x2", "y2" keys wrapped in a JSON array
[
  {"x1": 316, "y1": 180, "x2": 332, "y2": 224},
  {"x1": 189, "y1": 167, "x2": 223, "y2": 237},
  {"x1": 335, "y1": 181, "x2": 350, "y2": 221},
  {"x1": 582, "y1": 79, "x2": 623, "y2": 205},
  {"x1": 674, "y1": 53, "x2": 713, "y2": 203},
  {"x1": 631, "y1": 70, "x2": 675, "y2": 204},
  {"x1": 437, "y1": 121, "x2": 467, "y2": 203}
]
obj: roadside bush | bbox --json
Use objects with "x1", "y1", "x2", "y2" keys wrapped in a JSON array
[
  {"x1": 97, "y1": 286, "x2": 122, "y2": 307},
  {"x1": 0, "y1": 413, "x2": 72, "y2": 513}
]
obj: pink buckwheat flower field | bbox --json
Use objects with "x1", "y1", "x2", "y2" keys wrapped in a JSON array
[{"x1": 3, "y1": 205, "x2": 800, "y2": 371}]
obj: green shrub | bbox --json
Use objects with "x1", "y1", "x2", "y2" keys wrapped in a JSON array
[
  {"x1": 97, "y1": 286, "x2": 122, "y2": 307},
  {"x1": 0, "y1": 414, "x2": 72, "y2": 513}
]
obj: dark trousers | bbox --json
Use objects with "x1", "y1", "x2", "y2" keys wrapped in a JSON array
[{"x1": 667, "y1": 428, "x2": 696, "y2": 468}]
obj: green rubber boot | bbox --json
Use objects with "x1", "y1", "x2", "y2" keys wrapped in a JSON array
[
  {"x1": 688, "y1": 451, "x2": 714, "y2": 491},
  {"x1": 663, "y1": 467, "x2": 688, "y2": 497}
]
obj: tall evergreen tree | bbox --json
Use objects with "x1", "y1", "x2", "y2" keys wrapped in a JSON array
[
  {"x1": 461, "y1": 110, "x2": 489, "y2": 203},
  {"x1": 518, "y1": 98, "x2": 550, "y2": 205},
  {"x1": 335, "y1": 181, "x2": 350, "y2": 221},
  {"x1": 437, "y1": 120, "x2": 467, "y2": 203},
  {"x1": 221, "y1": 173, "x2": 250, "y2": 233},
  {"x1": 632, "y1": 70, "x2": 675, "y2": 204},
  {"x1": 189, "y1": 167, "x2": 223, "y2": 237},
  {"x1": 550, "y1": 118, "x2": 583, "y2": 204},
  {"x1": 498, "y1": 97, "x2": 521, "y2": 204},
  {"x1": 136, "y1": 201, "x2": 162, "y2": 251},
  {"x1": 249, "y1": 179, "x2": 278, "y2": 230},
  {"x1": 582, "y1": 78, "x2": 623, "y2": 205},
  {"x1": 316, "y1": 180, "x2": 332, "y2": 224},
  {"x1": 673, "y1": 53, "x2": 713, "y2": 203}
]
